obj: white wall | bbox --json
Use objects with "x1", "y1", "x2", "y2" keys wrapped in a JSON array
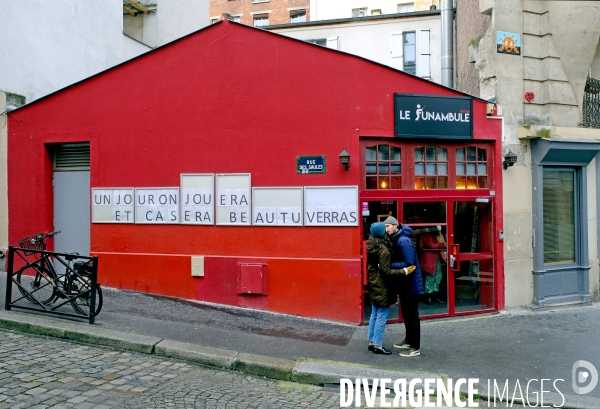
[
  {"x1": 270, "y1": 15, "x2": 442, "y2": 84},
  {"x1": 0, "y1": 0, "x2": 209, "y2": 103},
  {"x1": 0, "y1": 1, "x2": 149, "y2": 103},
  {"x1": 157, "y1": 1, "x2": 209, "y2": 46}
]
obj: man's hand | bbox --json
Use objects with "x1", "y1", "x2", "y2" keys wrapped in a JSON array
[{"x1": 389, "y1": 265, "x2": 417, "y2": 276}]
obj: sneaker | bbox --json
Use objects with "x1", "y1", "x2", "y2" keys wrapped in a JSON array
[
  {"x1": 373, "y1": 346, "x2": 392, "y2": 355},
  {"x1": 393, "y1": 339, "x2": 411, "y2": 349},
  {"x1": 399, "y1": 347, "x2": 420, "y2": 357},
  {"x1": 368, "y1": 344, "x2": 375, "y2": 352}
]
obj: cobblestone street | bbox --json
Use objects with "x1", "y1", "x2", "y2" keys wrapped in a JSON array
[{"x1": 0, "y1": 329, "x2": 339, "y2": 409}]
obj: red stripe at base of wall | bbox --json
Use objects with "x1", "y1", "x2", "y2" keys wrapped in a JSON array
[{"x1": 93, "y1": 252, "x2": 363, "y2": 323}]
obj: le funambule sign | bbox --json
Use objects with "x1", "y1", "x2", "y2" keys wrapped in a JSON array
[{"x1": 394, "y1": 93, "x2": 473, "y2": 139}]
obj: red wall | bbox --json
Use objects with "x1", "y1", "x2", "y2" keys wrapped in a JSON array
[{"x1": 7, "y1": 20, "x2": 502, "y2": 323}]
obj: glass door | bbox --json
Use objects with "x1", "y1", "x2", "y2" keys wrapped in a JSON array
[
  {"x1": 402, "y1": 202, "x2": 449, "y2": 316},
  {"x1": 450, "y1": 201, "x2": 495, "y2": 313}
]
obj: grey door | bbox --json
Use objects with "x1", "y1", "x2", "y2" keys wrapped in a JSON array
[{"x1": 53, "y1": 143, "x2": 90, "y2": 256}]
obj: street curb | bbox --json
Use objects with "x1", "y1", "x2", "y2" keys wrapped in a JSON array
[
  {"x1": 63, "y1": 327, "x2": 161, "y2": 354},
  {"x1": 291, "y1": 357, "x2": 445, "y2": 386},
  {"x1": 2, "y1": 310, "x2": 598, "y2": 409},
  {"x1": 0, "y1": 310, "x2": 161, "y2": 354},
  {"x1": 155, "y1": 339, "x2": 237, "y2": 369},
  {"x1": 0, "y1": 310, "x2": 429, "y2": 387},
  {"x1": 0, "y1": 311, "x2": 68, "y2": 339},
  {"x1": 233, "y1": 352, "x2": 295, "y2": 381}
]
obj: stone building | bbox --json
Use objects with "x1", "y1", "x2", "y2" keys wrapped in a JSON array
[{"x1": 463, "y1": 0, "x2": 600, "y2": 308}]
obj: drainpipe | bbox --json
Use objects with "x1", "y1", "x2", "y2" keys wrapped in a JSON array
[{"x1": 441, "y1": 0, "x2": 454, "y2": 88}]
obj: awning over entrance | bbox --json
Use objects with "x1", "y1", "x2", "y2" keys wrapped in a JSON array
[{"x1": 532, "y1": 137, "x2": 600, "y2": 165}]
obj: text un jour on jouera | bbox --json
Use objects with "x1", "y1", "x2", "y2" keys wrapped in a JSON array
[{"x1": 92, "y1": 189, "x2": 358, "y2": 225}]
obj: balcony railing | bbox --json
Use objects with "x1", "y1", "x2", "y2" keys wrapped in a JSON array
[{"x1": 582, "y1": 76, "x2": 600, "y2": 128}]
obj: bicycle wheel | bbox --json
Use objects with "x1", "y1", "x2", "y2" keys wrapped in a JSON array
[
  {"x1": 15, "y1": 265, "x2": 57, "y2": 305},
  {"x1": 67, "y1": 273, "x2": 103, "y2": 317}
]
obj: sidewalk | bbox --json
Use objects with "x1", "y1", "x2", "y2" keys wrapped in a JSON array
[{"x1": 1, "y1": 272, "x2": 599, "y2": 408}]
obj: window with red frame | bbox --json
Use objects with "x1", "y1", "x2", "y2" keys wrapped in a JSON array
[
  {"x1": 414, "y1": 146, "x2": 448, "y2": 189},
  {"x1": 363, "y1": 142, "x2": 490, "y2": 190},
  {"x1": 456, "y1": 146, "x2": 487, "y2": 189},
  {"x1": 365, "y1": 144, "x2": 401, "y2": 189}
]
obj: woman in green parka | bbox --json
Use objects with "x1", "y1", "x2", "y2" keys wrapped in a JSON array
[{"x1": 365, "y1": 222, "x2": 396, "y2": 355}]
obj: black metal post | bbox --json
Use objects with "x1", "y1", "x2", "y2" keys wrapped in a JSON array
[
  {"x1": 5, "y1": 246, "x2": 14, "y2": 311},
  {"x1": 89, "y1": 255, "x2": 98, "y2": 325}
]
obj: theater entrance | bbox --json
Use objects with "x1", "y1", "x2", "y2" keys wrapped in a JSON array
[{"x1": 362, "y1": 199, "x2": 496, "y2": 322}]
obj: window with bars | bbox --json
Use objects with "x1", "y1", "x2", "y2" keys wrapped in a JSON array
[
  {"x1": 414, "y1": 146, "x2": 448, "y2": 189},
  {"x1": 365, "y1": 145, "x2": 401, "y2": 190},
  {"x1": 456, "y1": 146, "x2": 487, "y2": 189}
]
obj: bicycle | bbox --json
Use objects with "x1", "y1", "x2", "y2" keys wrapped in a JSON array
[{"x1": 15, "y1": 231, "x2": 103, "y2": 317}]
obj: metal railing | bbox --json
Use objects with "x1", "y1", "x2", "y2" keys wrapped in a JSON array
[
  {"x1": 5, "y1": 246, "x2": 100, "y2": 324},
  {"x1": 582, "y1": 76, "x2": 600, "y2": 128}
]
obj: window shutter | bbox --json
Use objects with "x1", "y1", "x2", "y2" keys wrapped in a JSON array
[
  {"x1": 416, "y1": 30, "x2": 430, "y2": 78},
  {"x1": 390, "y1": 33, "x2": 403, "y2": 69},
  {"x1": 326, "y1": 36, "x2": 339, "y2": 50},
  {"x1": 54, "y1": 143, "x2": 90, "y2": 171}
]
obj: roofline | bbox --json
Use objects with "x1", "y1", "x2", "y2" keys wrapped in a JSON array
[
  {"x1": 7, "y1": 18, "x2": 492, "y2": 115},
  {"x1": 265, "y1": 9, "x2": 441, "y2": 30}
]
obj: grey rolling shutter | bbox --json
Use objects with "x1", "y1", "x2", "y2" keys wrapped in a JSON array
[{"x1": 54, "y1": 143, "x2": 90, "y2": 171}]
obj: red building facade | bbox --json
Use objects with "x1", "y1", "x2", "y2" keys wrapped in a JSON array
[{"x1": 7, "y1": 21, "x2": 503, "y2": 324}]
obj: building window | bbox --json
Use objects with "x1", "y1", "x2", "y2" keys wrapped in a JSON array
[
  {"x1": 371, "y1": 9, "x2": 382, "y2": 15},
  {"x1": 352, "y1": 7, "x2": 367, "y2": 17},
  {"x1": 456, "y1": 147, "x2": 487, "y2": 189},
  {"x1": 211, "y1": 18, "x2": 219, "y2": 24},
  {"x1": 253, "y1": 14, "x2": 269, "y2": 27},
  {"x1": 290, "y1": 10, "x2": 306, "y2": 23},
  {"x1": 414, "y1": 146, "x2": 448, "y2": 189},
  {"x1": 306, "y1": 38, "x2": 327, "y2": 47},
  {"x1": 398, "y1": 3, "x2": 414, "y2": 13},
  {"x1": 543, "y1": 168, "x2": 576, "y2": 264},
  {"x1": 365, "y1": 145, "x2": 402, "y2": 190},
  {"x1": 230, "y1": 15, "x2": 241, "y2": 23},
  {"x1": 403, "y1": 31, "x2": 416, "y2": 75},
  {"x1": 362, "y1": 142, "x2": 492, "y2": 191}
]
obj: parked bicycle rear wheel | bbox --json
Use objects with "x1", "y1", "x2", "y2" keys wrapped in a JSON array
[
  {"x1": 67, "y1": 274, "x2": 103, "y2": 317},
  {"x1": 15, "y1": 266, "x2": 57, "y2": 305}
]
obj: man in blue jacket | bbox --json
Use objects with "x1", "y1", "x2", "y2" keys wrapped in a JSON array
[{"x1": 384, "y1": 216, "x2": 423, "y2": 357}]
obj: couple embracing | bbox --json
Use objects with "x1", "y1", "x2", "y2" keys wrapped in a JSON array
[{"x1": 365, "y1": 216, "x2": 423, "y2": 357}]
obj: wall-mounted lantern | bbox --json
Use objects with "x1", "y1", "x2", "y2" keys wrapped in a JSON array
[
  {"x1": 339, "y1": 149, "x2": 350, "y2": 170},
  {"x1": 503, "y1": 150, "x2": 517, "y2": 170}
]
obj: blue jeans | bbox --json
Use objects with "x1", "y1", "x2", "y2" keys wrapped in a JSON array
[{"x1": 367, "y1": 305, "x2": 390, "y2": 347}]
